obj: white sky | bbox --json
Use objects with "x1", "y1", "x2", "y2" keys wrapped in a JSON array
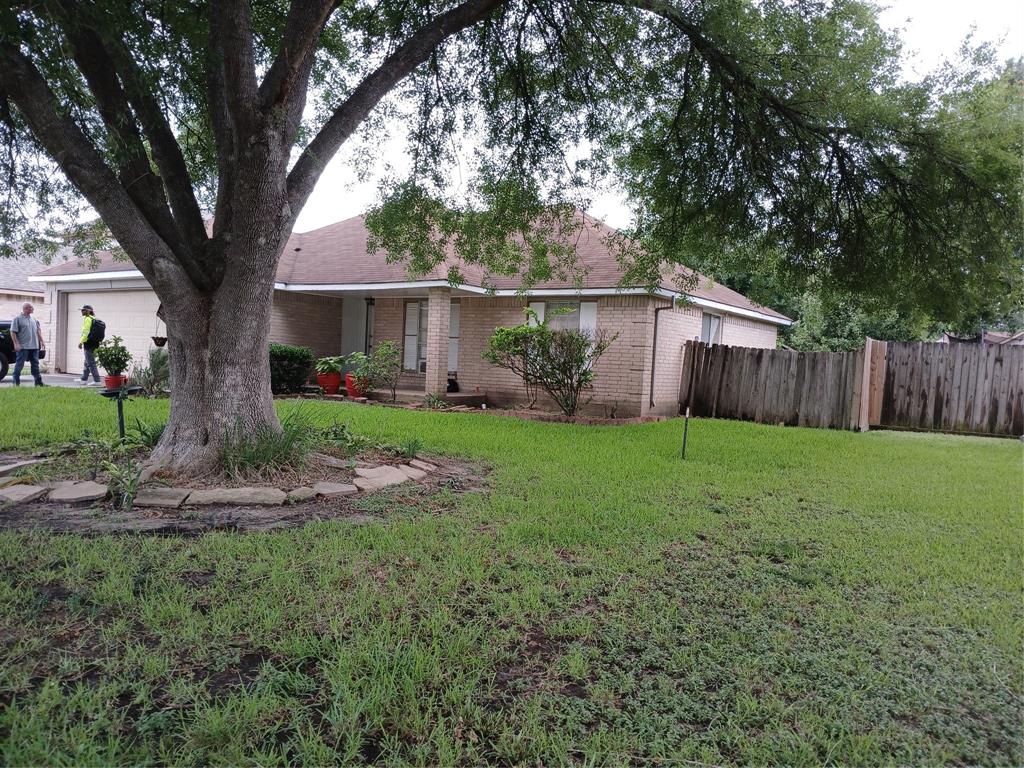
[{"x1": 293, "y1": 0, "x2": 1023, "y2": 234}]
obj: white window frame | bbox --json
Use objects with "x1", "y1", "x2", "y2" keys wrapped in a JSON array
[
  {"x1": 701, "y1": 312, "x2": 723, "y2": 345},
  {"x1": 403, "y1": 300, "x2": 428, "y2": 372}
]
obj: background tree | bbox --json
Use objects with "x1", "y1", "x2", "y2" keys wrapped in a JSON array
[{"x1": 0, "y1": 1, "x2": 1018, "y2": 473}]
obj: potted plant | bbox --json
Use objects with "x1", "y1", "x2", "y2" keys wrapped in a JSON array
[
  {"x1": 314, "y1": 356, "x2": 344, "y2": 395},
  {"x1": 94, "y1": 335, "x2": 133, "y2": 389},
  {"x1": 343, "y1": 351, "x2": 372, "y2": 397}
]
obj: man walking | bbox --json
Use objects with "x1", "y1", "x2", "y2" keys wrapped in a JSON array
[
  {"x1": 10, "y1": 302, "x2": 45, "y2": 387},
  {"x1": 78, "y1": 305, "x2": 102, "y2": 385}
]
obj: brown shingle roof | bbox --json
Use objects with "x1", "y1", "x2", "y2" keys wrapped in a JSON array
[
  {"x1": 33, "y1": 212, "x2": 791, "y2": 322},
  {"x1": 0, "y1": 254, "x2": 48, "y2": 294}
]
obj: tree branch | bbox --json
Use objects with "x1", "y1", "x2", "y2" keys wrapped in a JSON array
[
  {"x1": 287, "y1": 0, "x2": 506, "y2": 215},
  {"x1": 210, "y1": 0, "x2": 261, "y2": 135},
  {"x1": 102, "y1": 32, "x2": 210, "y2": 256},
  {"x1": 0, "y1": 41, "x2": 166, "y2": 277},
  {"x1": 259, "y1": 0, "x2": 338, "y2": 125}
]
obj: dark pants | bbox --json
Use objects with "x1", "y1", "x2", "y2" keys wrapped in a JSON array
[
  {"x1": 13, "y1": 348, "x2": 42, "y2": 385},
  {"x1": 82, "y1": 346, "x2": 100, "y2": 382}
]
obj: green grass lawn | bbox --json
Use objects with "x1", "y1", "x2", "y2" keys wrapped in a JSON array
[{"x1": 0, "y1": 388, "x2": 1021, "y2": 765}]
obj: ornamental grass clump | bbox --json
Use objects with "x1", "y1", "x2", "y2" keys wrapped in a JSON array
[{"x1": 220, "y1": 409, "x2": 313, "y2": 480}]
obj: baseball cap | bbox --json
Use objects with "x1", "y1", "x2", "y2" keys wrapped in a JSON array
[{"x1": 79, "y1": 305, "x2": 94, "y2": 312}]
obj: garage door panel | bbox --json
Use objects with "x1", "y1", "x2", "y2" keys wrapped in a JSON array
[{"x1": 63, "y1": 291, "x2": 164, "y2": 375}]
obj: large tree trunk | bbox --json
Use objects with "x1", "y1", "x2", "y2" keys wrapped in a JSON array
[{"x1": 148, "y1": 221, "x2": 287, "y2": 476}]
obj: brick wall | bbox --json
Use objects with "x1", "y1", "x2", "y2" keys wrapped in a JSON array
[
  {"x1": 369, "y1": 293, "x2": 779, "y2": 414},
  {"x1": 268, "y1": 290, "x2": 343, "y2": 357},
  {"x1": 644, "y1": 303, "x2": 702, "y2": 417},
  {"x1": 720, "y1": 314, "x2": 778, "y2": 348}
]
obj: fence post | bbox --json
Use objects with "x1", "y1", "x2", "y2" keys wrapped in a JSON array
[{"x1": 856, "y1": 338, "x2": 874, "y2": 432}]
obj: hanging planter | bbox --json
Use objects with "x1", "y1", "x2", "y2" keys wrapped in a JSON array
[{"x1": 151, "y1": 336, "x2": 167, "y2": 347}]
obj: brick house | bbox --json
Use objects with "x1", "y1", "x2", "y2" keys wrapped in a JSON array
[{"x1": 30, "y1": 212, "x2": 790, "y2": 416}]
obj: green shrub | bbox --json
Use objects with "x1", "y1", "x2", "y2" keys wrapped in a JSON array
[
  {"x1": 483, "y1": 309, "x2": 617, "y2": 416},
  {"x1": 221, "y1": 410, "x2": 312, "y2": 479},
  {"x1": 368, "y1": 341, "x2": 402, "y2": 401},
  {"x1": 132, "y1": 347, "x2": 169, "y2": 397},
  {"x1": 269, "y1": 344, "x2": 314, "y2": 394}
]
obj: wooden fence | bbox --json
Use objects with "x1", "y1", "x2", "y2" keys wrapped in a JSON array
[
  {"x1": 678, "y1": 338, "x2": 1024, "y2": 436},
  {"x1": 880, "y1": 341, "x2": 1024, "y2": 436}
]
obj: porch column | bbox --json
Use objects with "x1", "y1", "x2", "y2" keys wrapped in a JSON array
[{"x1": 425, "y1": 287, "x2": 451, "y2": 395}]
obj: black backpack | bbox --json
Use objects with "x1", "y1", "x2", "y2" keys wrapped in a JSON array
[{"x1": 86, "y1": 318, "x2": 106, "y2": 347}]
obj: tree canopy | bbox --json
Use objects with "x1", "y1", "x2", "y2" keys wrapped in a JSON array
[{"x1": 0, "y1": 1, "x2": 1018, "y2": 299}]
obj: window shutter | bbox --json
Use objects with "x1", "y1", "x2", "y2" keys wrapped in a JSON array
[
  {"x1": 448, "y1": 301, "x2": 460, "y2": 372},
  {"x1": 528, "y1": 301, "x2": 545, "y2": 326},
  {"x1": 403, "y1": 302, "x2": 419, "y2": 369},
  {"x1": 579, "y1": 301, "x2": 597, "y2": 336}
]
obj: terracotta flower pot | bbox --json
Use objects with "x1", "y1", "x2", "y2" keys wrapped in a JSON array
[
  {"x1": 103, "y1": 374, "x2": 127, "y2": 390},
  {"x1": 316, "y1": 371, "x2": 343, "y2": 395},
  {"x1": 344, "y1": 372, "x2": 367, "y2": 398}
]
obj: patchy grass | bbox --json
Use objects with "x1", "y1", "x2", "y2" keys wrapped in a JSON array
[{"x1": 0, "y1": 389, "x2": 1021, "y2": 765}]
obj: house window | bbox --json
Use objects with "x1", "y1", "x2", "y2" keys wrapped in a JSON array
[
  {"x1": 403, "y1": 300, "x2": 428, "y2": 372},
  {"x1": 403, "y1": 300, "x2": 461, "y2": 373},
  {"x1": 546, "y1": 301, "x2": 581, "y2": 331},
  {"x1": 531, "y1": 300, "x2": 599, "y2": 334},
  {"x1": 701, "y1": 312, "x2": 723, "y2": 344}
]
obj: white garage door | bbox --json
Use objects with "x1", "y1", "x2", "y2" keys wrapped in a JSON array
[{"x1": 64, "y1": 290, "x2": 164, "y2": 375}]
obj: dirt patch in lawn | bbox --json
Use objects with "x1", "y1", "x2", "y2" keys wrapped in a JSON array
[{"x1": 0, "y1": 456, "x2": 485, "y2": 536}]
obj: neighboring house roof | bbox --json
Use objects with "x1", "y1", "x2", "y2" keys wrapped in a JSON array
[
  {"x1": 0, "y1": 254, "x2": 48, "y2": 295},
  {"x1": 31, "y1": 212, "x2": 792, "y2": 324},
  {"x1": 940, "y1": 330, "x2": 1024, "y2": 346}
]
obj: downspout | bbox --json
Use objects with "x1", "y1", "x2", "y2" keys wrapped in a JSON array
[{"x1": 649, "y1": 295, "x2": 679, "y2": 409}]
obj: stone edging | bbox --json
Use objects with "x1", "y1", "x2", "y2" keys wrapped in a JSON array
[{"x1": 0, "y1": 459, "x2": 440, "y2": 509}]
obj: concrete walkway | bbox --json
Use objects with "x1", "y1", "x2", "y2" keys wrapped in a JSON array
[{"x1": 0, "y1": 373, "x2": 98, "y2": 388}]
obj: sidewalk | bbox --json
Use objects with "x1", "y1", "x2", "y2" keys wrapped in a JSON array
[{"x1": 0, "y1": 373, "x2": 96, "y2": 388}]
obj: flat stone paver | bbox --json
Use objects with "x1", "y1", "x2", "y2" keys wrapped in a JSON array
[
  {"x1": 353, "y1": 469, "x2": 407, "y2": 492},
  {"x1": 134, "y1": 487, "x2": 192, "y2": 508},
  {"x1": 186, "y1": 487, "x2": 287, "y2": 506},
  {"x1": 312, "y1": 481, "x2": 358, "y2": 498},
  {"x1": 409, "y1": 459, "x2": 437, "y2": 472},
  {"x1": 397, "y1": 465, "x2": 427, "y2": 480},
  {"x1": 42, "y1": 480, "x2": 76, "y2": 490},
  {"x1": 287, "y1": 487, "x2": 318, "y2": 503},
  {"x1": 48, "y1": 481, "x2": 109, "y2": 503},
  {"x1": 0, "y1": 459, "x2": 46, "y2": 477},
  {"x1": 0, "y1": 484, "x2": 48, "y2": 504},
  {"x1": 354, "y1": 465, "x2": 397, "y2": 479}
]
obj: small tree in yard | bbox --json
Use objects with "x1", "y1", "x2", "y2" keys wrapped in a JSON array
[
  {"x1": 369, "y1": 341, "x2": 402, "y2": 403},
  {"x1": 484, "y1": 313, "x2": 615, "y2": 417},
  {"x1": 481, "y1": 322, "x2": 543, "y2": 408}
]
